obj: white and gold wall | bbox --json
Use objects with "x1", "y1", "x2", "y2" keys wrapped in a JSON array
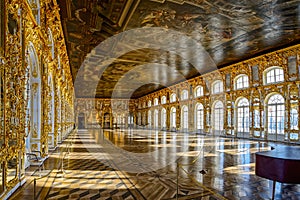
[{"x1": 0, "y1": 0, "x2": 74, "y2": 198}]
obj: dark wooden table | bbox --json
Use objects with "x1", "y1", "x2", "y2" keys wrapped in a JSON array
[{"x1": 255, "y1": 146, "x2": 300, "y2": 200}]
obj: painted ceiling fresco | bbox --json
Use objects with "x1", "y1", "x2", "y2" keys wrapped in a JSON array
[{"x1": 57, "y1": 0, "x2": 300, "y2": 98}]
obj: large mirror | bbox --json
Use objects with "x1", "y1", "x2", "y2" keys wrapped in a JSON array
[
  {"x1": 0, "y1": 0, "x2": 6, "y2": 57},
  {"x1": 6, "y1": 157, "x2": 17, "y2": 183},
  {"x1": 0, "y1": 67, "x2": 3, "y2": 148}
]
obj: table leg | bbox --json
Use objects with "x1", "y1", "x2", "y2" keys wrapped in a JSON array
[{"x1": 272, "y1": 180, "x2": 276, "y2": 200}]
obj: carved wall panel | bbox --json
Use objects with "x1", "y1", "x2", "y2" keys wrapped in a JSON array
[{"x1": 0, "y1": 0, "x2": 75, "y2": 198}]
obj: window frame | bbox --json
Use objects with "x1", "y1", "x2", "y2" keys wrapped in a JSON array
[
  {"x1": 170, "y1": 93, "x2": 177, "y2": 103},
  {"x1": 264, "y1": 66, "x2": 284, "y2": 85},
  {"x1": 212, "y1": 80, "x2": 223, "y2": 94},
  {"x1": 235, "y1": 74, "x2": 249, "y2": 90},
  {"x1": 194, "y1": 86, "x2": 204, "y2": 98},
  {"x1": 181, "y1": 90, "x2": 189, "y2": 100}
]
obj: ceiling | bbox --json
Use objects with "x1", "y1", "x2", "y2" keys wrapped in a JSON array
[{"x1": 57, "y1": 0, "x2": 300, "y2": 99}]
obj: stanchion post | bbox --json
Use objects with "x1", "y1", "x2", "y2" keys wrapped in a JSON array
[{"x1": 33, "y1": 178, "x2": 36, "y2": 200}]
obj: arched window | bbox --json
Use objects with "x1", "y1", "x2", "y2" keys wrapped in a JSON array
[
  {"x1": 264, "y1": 67, "x2": 284, "y2": 84},
  {"x1": 181, "y1": 90, "x2": 188, "y2": 100},
  {"x1": 170, "y1": 107, "x2": 176, "y2": 128},
  {"x1": 154, "y1": 98, "x2": 159, "y2": 106},
  {"x1": 161, "y1": 96, "x2": 167, "y2": 104},
  {"x1": 181, "y1": 105, "x2": 188, "y2": 130},
  {"x1": 212, "y1": 80, "x2": 223, "y2": 94},
  {"x1": 266, "y1": 94, "x2": 285, "y2": 140},
  {"x1": 161, "y1": 108, "x2": 166, "y2": 129},
  {"x1": 213, "y1": 101, "x2": 224, "y2": 133},
  {"x1": 236, "y1": 98, "x2": 250, "y2": 134},
  {"x1": 148, "y1": 100, "x2": 152, "y2": 107},
  {"x1": 235, "y1": 74, "x2": 249, "y2": 90},
  {"x1": 195, "y1": 103, "x2": 204, "y2": 130},
  {"x1": 194, "y1": 86, "x2": 203, "y2": 97},
  {"x1": 170, "y1": 93, "x2": 177, "y2": 103}
]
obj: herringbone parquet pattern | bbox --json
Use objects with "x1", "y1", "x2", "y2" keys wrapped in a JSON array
[{"x1": 11, "y1": 129, "x2": 300, "y2": 200}]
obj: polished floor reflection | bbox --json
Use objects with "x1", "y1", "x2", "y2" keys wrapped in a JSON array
[{"x1": 11, "y1": 129, "x2": 300, "y2": 200}]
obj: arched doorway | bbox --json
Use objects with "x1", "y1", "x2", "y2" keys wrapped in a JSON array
[
  {"x1": 104, "y1": 113, "x2": 111, "y2": 129},
  {"x1": 128, "y1": 112, "x2": 134, "y2": 128},
  {"x1": 213, "y1": 100, "x2": 224, "y2": 136},
  {"x1": 181, "y1": 105, "x2": 188, "y2": 132},
  {"x1": 78, "y1": 113, "x2": 85, "y2": 129},
  {"x1": 266, "y1": 93, "x2": 285, "y2": 141},
  {"x1": 236, "y1": 97, "x2": 250, "y2": 138},
  {"x1": 195, "y1": 103, "x2": 204, "y2": 133},
  {"x1": 170, "y1": 107, "x2": 176, "y2": 131}
]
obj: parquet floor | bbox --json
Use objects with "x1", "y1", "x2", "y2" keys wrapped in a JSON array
[{"x1": 11, "y1": 128, "x2": 300, "y2": 200}]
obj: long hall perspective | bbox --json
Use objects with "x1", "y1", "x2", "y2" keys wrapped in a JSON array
[{"x1": 1, "y1": 0, "x2": 300, "y2": 199}]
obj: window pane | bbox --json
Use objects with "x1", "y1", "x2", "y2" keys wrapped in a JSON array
[
  {"x1": 196, "y1": 104, "x2": 204, "y2": 130},
  {"x1": 214, "y1": 101, "x2": 223, "y2": 130},
  {"x1": 266, "y1": 68, "x2": 284, "y2": 84},
  {"x1": 267, "y1": 94, "x2": 285, "y2": 135},
  {"x1": 161, "y1": 96, "x2": 166, "y2": 104},
  {"x1": 195, "y1": 86, "x2": 203, "y2": 97},
  {"x1": 236, "y1": 75, "x2": 249, "y2": 90},
  {"x1": 237, "y1": 98, "x2": 249, "y2": 132},
  {"x1": 212, "y1": 81, "x2": 223, "y2": 94},
  {"x1": 181, "y1": 90, "x2": 188, "y2": 100}
]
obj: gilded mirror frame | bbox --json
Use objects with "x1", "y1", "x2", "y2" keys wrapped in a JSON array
[{"x1": 0, "y1": 0, "x2": 5, "y2": 57}]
